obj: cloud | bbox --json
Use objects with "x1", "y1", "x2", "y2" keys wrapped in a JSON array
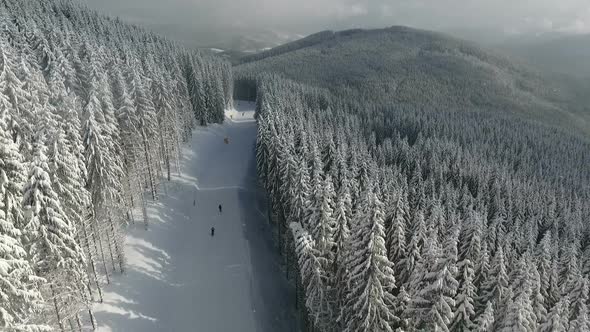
[{"x1": 83, "y1": 0, "x2": 590, "y2": 45}]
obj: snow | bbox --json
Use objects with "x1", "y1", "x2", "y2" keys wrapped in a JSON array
[
  {"x1": 224, "y1": 101, "x2": 257, "y2": 124},
  {"x1": 93, "y1": 100, "x2": 297, "y2": 331}
]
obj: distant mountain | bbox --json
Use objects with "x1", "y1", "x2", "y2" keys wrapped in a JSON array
[
  {"x1": 498, "y1": 33, "x2": 590, "y2": 78},
  {"x1": 202, "y1": 30, "x2": 304, "y2": 63},
  {"x1": 235, "y1": 26, "x2": 590, "y2": 136}
]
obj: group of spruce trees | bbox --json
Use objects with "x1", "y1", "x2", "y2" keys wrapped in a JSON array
[
  {"x1": 254, "y1": 75, "x2": 590, "y2": 331},
  {"x1": 0, "y1": 0, "x2": 230, "y2": 330}
]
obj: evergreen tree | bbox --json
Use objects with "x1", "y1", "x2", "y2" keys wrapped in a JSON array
[
  {"x1": 397, "y1": 210, "x2": 424, "y2": 287},
  {"x1": 540, "y1": 296, "x2": 570, "y2": 332},
  {"x1": 0, "y1": 100, "x2": 46, "y2": 332},
  {"x1": 22, "y1": 132, "x2": 88, "y2": 330},
  {"x1": 311, "y1": 175, "x2": 336, "y2": 263},
  {"x1": 478, "y1": 245, "x2": 509, "y2": 312},
  {"x1": 475, "y1": 301, "x2": 495, "y2": 332},
  {"x1": 386, "y1": 191, "x2": 408, "y2": 282},
  {"x1": 406, "y1": 226, "x2": 458, "y2": 331},
  {"x1": 290, "y1": 222, "x2": 332, "y2": 331},
  {"x1": 568, "y1": 275, "x2": 589, "y2": 322},
  {"x1": 451, "y1": 257, "x2": 476, "y2": 331},
  {"x1": 568, "y1": 300, "x2": 590, "y2": 332},
  {"x1": 0, "y1": 36, "x2": 33, "y2": 149},
  {"x1": 332, "y1": 174, "x2": 351, "y2": 272},
  {"x1": 341, "y1": 191, "x2": 398, "y2": 332}
]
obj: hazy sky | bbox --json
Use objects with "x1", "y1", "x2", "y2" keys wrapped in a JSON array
[{"x1": 84, "y1": 0, "x2": 590, "y2": 46}]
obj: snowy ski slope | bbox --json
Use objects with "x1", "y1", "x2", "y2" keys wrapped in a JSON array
[{"x1": 94, "y1": 101, "x2": 297, "y2": 331}]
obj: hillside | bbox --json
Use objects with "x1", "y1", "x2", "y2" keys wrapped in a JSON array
[
  {"x1": 235, "y1": 26, "x2": 590, "y2": 136},
  {"x1": 202, "y1": 30, "x2": 304, "y2": 64}
]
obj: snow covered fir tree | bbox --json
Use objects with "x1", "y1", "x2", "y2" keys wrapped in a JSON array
[{"x1": 0, "y1": 0, "x2": 231, "y2": 330}]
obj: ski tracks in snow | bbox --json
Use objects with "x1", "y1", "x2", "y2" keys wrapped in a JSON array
[{"x1": 93, "y1": 101, "x2": 297, "y2": 332}]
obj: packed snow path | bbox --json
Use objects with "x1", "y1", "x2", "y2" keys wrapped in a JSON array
[{"x1": 94, "y1": 100, "x2": 297, "y2": 331}]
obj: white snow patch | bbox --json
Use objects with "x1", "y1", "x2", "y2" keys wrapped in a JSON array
[{"x1": 225, "y1": 100, "x2": 256, "y2": 123}]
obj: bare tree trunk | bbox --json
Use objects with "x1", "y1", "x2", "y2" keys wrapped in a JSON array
[
  {"x1": 140, "y1": 182, "x2": 149, "y2": 230},
  {"x1": 83, "y1": 214, "x2": 103, "y2": 303},
  {"x1": 83, "y1": 214, "x2": 103, "y2": 302},
  {"x1": 129, "y1": 175, "x2": 136, "y2": 209},
  {"x1": 76, "y1": 313, "x2": 83, "y2": 332},
  {"x1": 92, "y1": 214, "x2": 110, "y2": 284},
  {"x1": 124, "y1": 164, "x2": 136, "y2": 224},
  {"x1": 166, "y1": 151, "x2": 171, "y2": 182},
  {"x1": 88, "y1": 308, "x2": 97, "y2": 330},
  {"x1": 105, "y1": 215, "x2": 118, "y2": 273},
  {"x1": 173, "y1": 127, "x2": 182, "y2": 176},
  {"x1": 141, "y1": 129, "x2": 157, "y2": 200},
  {"x1": 50, "y1": 284, "x2": 65, "y2": 332},
  {"x1": 108, "y1": 212, "x2": 125, "y2": 274},
  {"x1": 127, "y1": 209, "x2": 135, "y2": 225},
  {"x1": 157, "y1": 120, "x2": 170, "y2": 182}
]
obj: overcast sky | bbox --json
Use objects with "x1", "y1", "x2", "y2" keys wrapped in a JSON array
[{"x1": 83, "y1": 0, "x2": 590, "y2": 46}]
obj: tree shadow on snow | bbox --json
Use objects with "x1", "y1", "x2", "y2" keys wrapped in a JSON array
[{"x1": 237, "y1": 160, "x2": 299, "y2": 332}]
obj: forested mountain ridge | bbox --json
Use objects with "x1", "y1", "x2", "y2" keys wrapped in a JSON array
[
  {"x1": 255, "y1": 72, "x2": 590, "y2": 331},
  {"x1": 235, "y1": 30, "x2": 336, "y2": 64},
  {"x1": 236, "y1": 26, "x2": 590, "y2": 137},
  {"x1": 245, "y1": 25, "x2": 590, "y2": 332},
  {"x1": 0, "y1": 0, "x2": 231, "y2": 330}
]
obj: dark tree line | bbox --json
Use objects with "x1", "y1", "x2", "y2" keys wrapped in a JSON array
[
  {"x1": 0, "y1": 0, "x2": 231, "y2": 330},
  {"x1": 254, "y1": 74, "x2": 590, "y2": 331}
]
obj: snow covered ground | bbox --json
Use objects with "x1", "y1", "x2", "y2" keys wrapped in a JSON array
[
  {"x1": 225, "y1": 100, "x2": 257, "y2": 123},
  {"x1": 94, "y1": 101, "x2": 297, "y2": 331}
]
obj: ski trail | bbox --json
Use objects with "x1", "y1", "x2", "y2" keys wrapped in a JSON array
[
  {"x1": 194, "y1": 185, "x2": 257, "y2": 192},
  {"x1": 93, "y1": 100, "x2": 297, "y2": 332}
]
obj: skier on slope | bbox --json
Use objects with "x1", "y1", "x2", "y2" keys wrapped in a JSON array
[
  {"x1": 218, "y1": 204, "x2": 222, "y2": 213},
  {"x1": 211, "y1": 227, "x2": 215, "y2": 236}
]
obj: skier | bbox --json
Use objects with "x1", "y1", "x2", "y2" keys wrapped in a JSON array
[
  {"x1": 218, "y1": 204, "x2": 222, "y2": 213},
  {"x1": 211, "y1": 227, "x2": 215, "y2": 236}
]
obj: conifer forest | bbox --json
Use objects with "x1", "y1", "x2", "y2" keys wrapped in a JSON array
[
  {"x1": 239, "y1": 69, "x2": 590, "y2": 331},
  {"x1": 0, "y1": 0, "x2": 231, "y2": 330},
  {"x1": 1, "y1": 0, "x2": 589, "y2": 332}
]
